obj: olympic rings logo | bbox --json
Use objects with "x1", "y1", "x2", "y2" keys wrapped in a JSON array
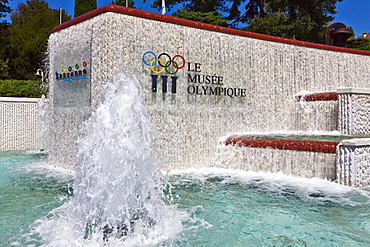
[{"x1": 142, "y1": 51, "x2": 186, "y2": 75}]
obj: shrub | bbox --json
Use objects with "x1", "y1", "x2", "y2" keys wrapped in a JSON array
[
  {"x1": 347, "y1": 37, "x2": 370, "y2": 51},
  {"x1": 0, "y1": 59, "x2": 10, "y2": 80},
  {"x1": 0, "y1": 79, "x2": 47, "y2": 98}
]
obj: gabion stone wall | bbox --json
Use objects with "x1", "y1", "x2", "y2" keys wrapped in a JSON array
[
  {"x1": 337, "y1": 139, "x2": 370, "y2": 188},
  {"x1": 338, "y1": 88, "x2": 370, "y2": 135}
]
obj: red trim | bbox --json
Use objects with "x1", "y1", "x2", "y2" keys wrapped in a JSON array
[
  {"x1": 294, "y1": 92, "x2": 338, "y2": 102},
  {"x1": 51, "y1": 5, "x2": 370, "y2": 57},
  {"x1": 223, "y1": 137, "x2": 339, "y2": 153}
]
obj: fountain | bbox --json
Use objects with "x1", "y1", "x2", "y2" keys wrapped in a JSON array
[
  {"x1": 20, "y1": 71, "x2": 184, "y2": 245},
  {"x1": 72, "y1": 71, "x2": 179, "y2": 241},
  {"x1": 47, "y1": 5, "x2": 370, "y2": 187},
  {"x1": 0, "y1": 6, "x2": 370, "y2": 241},
  {"x1": 3, "y1": 5, "x2": 370, "y2": 244},
  {"x1": 0, "y1": 5, "x2": 370, "y2": 246}
]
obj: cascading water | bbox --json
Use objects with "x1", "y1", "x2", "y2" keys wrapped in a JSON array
[
  {"x1": 30, "y1": 72, "x2": 185, "y2": 245},
  {"x1": 37, "y1": 95, "x2": 47, "y2": 151}
]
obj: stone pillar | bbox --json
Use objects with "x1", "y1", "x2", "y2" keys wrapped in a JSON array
[
  {"x1": 337, "y1": 139, "x2": 370, "y2": 188},
  {"x1": 338, "y1": 88, "x2": 370, "y2": 135}
]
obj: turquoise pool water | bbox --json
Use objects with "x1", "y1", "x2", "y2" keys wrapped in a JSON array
[
  {"x1": 0, "y1": 151, "x2": 73, "y2": 246},
  {"x1": 2, "y1": 151, "x2": 370, "y2": 246},
  {"x1": 167, "y1": 170, "x2": 370, "y2": 246}
]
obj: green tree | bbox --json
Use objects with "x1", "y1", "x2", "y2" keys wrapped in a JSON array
[
  {"x1": 0, "y1": 0, "x2": 11, "y2": 78},
  {"x1": 74, "y1": 0, "x2": 97, "y2": 17},
  {"x1": 150, "y1": 0, "x2": 342, "y2": 41},
  {"x1": 347, "y1": 36, "x2": 370, "y2": 51},
  {"x1": 0, "y1": 0, "x2": 11, "y2": 20},
  {"x1": 151, "y1": 0, "x2": 227, "y2": 13},
  {"x1": 0, "y1": 21, "x2": 11, "y2": 79},
  {"x1": 111, "y1": 0, "x2": 136, "y2": 8},
  {"x1": 173, "y1": 9, "x2": 229, "y2": 26},
  {"x1": 8, "y1": 0, "x2": 71, "y2": 79},
  {"x1": 152, "y1": 0, "x2": 229, "y2": 26},
  {"x1": 240, "y1": 0, "x2": 343, "y2": 43},
  {"x1": 243, "y1": 12, "x2": 316, "y2": 40},
  {"x1": 228, "y1": 0, "x2": 265, "y2": 23}
]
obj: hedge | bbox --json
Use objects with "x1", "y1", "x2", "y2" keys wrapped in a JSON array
[{"x1": 0, "y1": 79, "x2": 47, "y2": 98}]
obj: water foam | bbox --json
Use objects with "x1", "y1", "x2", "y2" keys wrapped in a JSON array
[
  {"x1": 169, "y1": 168, "x2": 370, "y2": 206},
  {"x1": 29, "y1": 72, "x2": 185, "y2": 246}
]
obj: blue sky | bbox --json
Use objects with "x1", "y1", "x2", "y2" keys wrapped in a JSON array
[{"x1": 3, "y1": 0, "x2": 369, "y2": 37}]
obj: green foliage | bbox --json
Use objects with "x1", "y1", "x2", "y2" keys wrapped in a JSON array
[
  {"x1": 152, "y1": 0, "x2": 230, "y2": 26},
  {"x1": 242, "y1": 0, "x2": 343, "y2": 43},
  {"x1": 111, "y1": 0, "x2": 136, "y2": 8},
  {"x1": 0, "y1": 79, "x2": 47, "y2": 97},
  {"x1": 151, "y1": 0, "x2": 228, "y2": 13},
  {"x1": 0, "y1": 4, "x2": 11, "y2": 70},
  {"x1": 347, "y1": 37, "x2": 370, "y2": 51},
  {"x1": 0, "y1": 21, "x2": 10, "y2": 62},
  {"x1": 151, "y1": 0, "x2": 342, "y2": 43},
  {"x1": 228, "y1": 0, "x2": 265, "y2": 22},
  {"x1": 243, "y1": 13, "x2": 318, "y2": 41},
  {"x1": 74, "y1": 0, "x2": 97, "y2": 17},
  {"x1": 8, "y1": 0, "x2": 71, "y2": 80},
  {"x1": 0, "y1": 59, "x2": 10, "y2": 79},
  {"x1": 0, "y1": 0, "x2": 11, "y2": 19},
  {"x1": 173, "y1": 10, "x2": 229, "y2": 26}
]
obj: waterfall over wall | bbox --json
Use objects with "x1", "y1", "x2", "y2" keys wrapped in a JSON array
[{"x1": 48, "y1": 7, "x2": 370, "y2": 171}]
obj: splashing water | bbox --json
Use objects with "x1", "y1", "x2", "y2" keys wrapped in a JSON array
[{"x1": 29, "y1": 72, "x2": 185, "y2": 246}]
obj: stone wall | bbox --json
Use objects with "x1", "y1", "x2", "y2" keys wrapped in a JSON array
[
  {"x1": 0, "y1": 97, "x2": 41, "y2": 151},
  {"x1": 48, "y1": 6, "x2": 370, "y2": 170},
  {"x1": 338, "y1": 88, "x2": 370, "y2": 135},
  {"x1": 337, "y1": 139, "x2": 370, "y2": 188}
]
